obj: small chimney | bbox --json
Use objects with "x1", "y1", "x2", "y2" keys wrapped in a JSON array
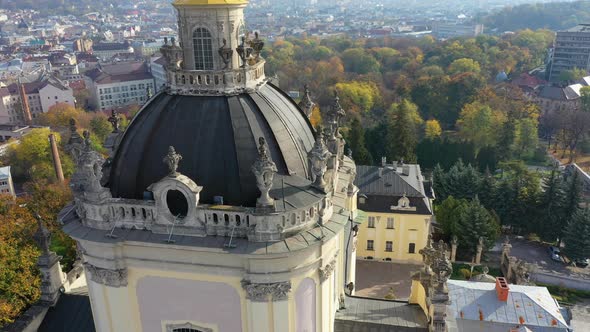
[
  {"x1": 402, "y1": 165, "x2": 410, "y2": 176},
  {"x1": 495, "y1": 277, "x2": 509, "y2": 302},
  {"x1": 381, "y1": 156, "x2": 387, "y2": 167}
]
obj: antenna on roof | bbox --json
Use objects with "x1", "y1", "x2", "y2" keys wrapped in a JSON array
[
  {"x1": 224, "y1": 225, "x2": 237, "y2": 249},
  {"x1": 105, "y1": 218, "x2": 120, "y2": 239},
  {"x1": 163, "y1": 214, "x2": 181, "y2": 244}
]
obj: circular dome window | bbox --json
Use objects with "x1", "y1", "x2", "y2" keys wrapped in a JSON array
[{"x1": 166, "y1": 190, "x2": 189, "y2": 219}]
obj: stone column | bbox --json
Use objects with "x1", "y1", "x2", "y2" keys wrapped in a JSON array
[
  {"x1": 450, "y1": 236, "x2": 458, "y2": 263},
  {"x1": 500, "y1": 236, "x2": 512, "y2": 266},
  {"x1": 475, "y1": 237, "x2": 484, "y2": 264},
  {"x1": 34, "y1": 216, "x2": 65, "y2": 306}
]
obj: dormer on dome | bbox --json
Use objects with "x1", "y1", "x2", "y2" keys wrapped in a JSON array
[{"x1": 162, "y1": 0, "x2": 265, "y2": 95}]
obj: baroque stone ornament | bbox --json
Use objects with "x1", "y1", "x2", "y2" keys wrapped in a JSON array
[
  {"x1": 241, "y1": 280, "x2": 291, "y2": 301},
  {"x1": 252, "y1": 137, "x2": 277, "y2": 207},
  {"x1": 163, "y1": 146, "x2": 182, "y2": 177},
  {"x1": 249, "y1": 32, "x2": 264, "y2": 60},
  {"x1": 83, "y1": 262, "x2": 128, "y2": 287},
  {"x1": 308, "y1": 130, "x2": 332, "y2": 192},
  {"x1": 327, "y1": 92, "x2": 346, "y2": 138},
  {"x1": 319, "y1": 257, "x2": 337, "y2": 283},
  {"x1": 65, "y1": 118, "x2": 85, "y2": 164},
  {"x1": 236, "y1": 36, "x2": 252, "y2": 68},
  {"x1": 70, "y1": 131, "x2": 108, "y2": 196},
  {"x1": 431, "y1": 240, "x2": 453, "y2": 287},
  {"x1": 298, "y1": 84, "x2": 315, "y2": 118},
  {"x1": 33, "y1": 213, "x2": 51, "y2": 256},
  {"x1": 218, "y1": 38, "x2": 233, "y2": 69},
  {"x1": 108, "y1": 110, "x2": 121, "y2": 133},
  {"x1": 419, "y1": 234, "x2": 436, "y2": 269}
]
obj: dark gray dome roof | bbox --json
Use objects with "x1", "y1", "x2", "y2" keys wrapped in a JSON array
[{"x1": 108, "y1": 83, "x2": 315, "y2": 207}]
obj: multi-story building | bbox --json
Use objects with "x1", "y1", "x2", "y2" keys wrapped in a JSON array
[
  {"x1": 149, "y1": 56, "x2": 167, "y2": 92},
  {"x1": 549, "y1": 24, "x2": 590, "y2": 82},
  {"x1": 92, "y1": 41, "x2": 135, "y2": 61},
  {"x1": 0, "y1": 75, "x2": 75, "y2": 124},
  {"x1": 0, "y1": 165, "x2": 15, "y2": 198},
  {"x1": 84, "y1": 62, "x2": 155, "y2": 111},
  {"x1": 355, "y1": 160, "x2": 434, "y2": 264},
  {"x1": 431, "y1": 22, "x2": 484, "y2": 40}
]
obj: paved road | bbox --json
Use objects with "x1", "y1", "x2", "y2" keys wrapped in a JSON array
[
  {"x1": 355, "y1": 260, "x2": 421, "y2": 300},
  {"x1": 504, "y1": 236, "x2": 590, "y2": 278}
]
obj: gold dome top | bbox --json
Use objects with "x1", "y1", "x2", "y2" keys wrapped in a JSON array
[{"x1": 173, "y1": 0, "x2": 248, "y2": 5}]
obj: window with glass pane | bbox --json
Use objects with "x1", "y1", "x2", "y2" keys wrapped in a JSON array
[
  {"x1": 386, "y1": 217, "x2": 394, "y2": 229},
  {"x1": 385, "y1": 241, "x2": 393, "y2": 252},
  {"x1": 193, "y1": 28, "x2": 214, "y2": 70},
  {"x1": 409, "y1": 243, "x2": 416, "y2": 254},
  {"x1": 368, "y1": 216, "x2": 375, "y2": 228},
  {"x1": 367, "y1": 240, "x2": 374, "y2": 251}
]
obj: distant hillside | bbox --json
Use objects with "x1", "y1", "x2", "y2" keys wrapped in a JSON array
[{"x1": 479, "y1": 1, "x2": 590, "y2": 32}]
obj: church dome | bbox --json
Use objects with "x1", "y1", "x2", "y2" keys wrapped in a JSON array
[{"x1": 108, "y1": 83, "x2": 316, "y2": 207}]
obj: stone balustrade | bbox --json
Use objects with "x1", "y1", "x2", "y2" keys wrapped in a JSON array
[
  {"x1": 77, "y1": 196, "x2": 332, "y2": 242},
  {"x1": 168, "y1": 60, "x2": 266, "y2": 95}
]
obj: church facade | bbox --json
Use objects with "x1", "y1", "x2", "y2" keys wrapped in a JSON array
[{"x1": 60, "y1": 1, "x2": 360, "y2": 331}]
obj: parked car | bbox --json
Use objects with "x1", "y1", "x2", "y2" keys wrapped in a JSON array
[
  {"x1": 574, "y1": 258, "x2": 589, "y2": 268},
  {"x1": 548, "y1": 246, "x2": 562, "y2": 262}
]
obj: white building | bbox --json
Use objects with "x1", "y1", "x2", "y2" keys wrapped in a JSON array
[
  {"x1": 431, "y1": 22, "x2": 484, "y2": 40},
  {"x1": 84, "y1": 62, "x2": 155, "y2": 111},
  {"x1": 150, "y1": 56, "x2": 167, "y2": 93},
  {"x1": 0, "y1": 75, "x2": 75, "y2": 124},
  {"x1": 0, "y1": 166, "x2": 15, "y2": 198}
]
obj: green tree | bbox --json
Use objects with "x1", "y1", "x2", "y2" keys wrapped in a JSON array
[
  {"x1": 448, "y1": 58, "x2": 481, "y2": 75},
  {"x1": 513, "y1": 118, "x2": 538, "y2": 157},
  {"x1": 4, "y1": 128, "x2": 74, "y2": 181},
  {"x1": 559, "y1": 67, "x2": 587, "y2": 82},
  {"x1": 89, "y1": 114, "x2": 113, "y2": 142},
  {"x1": 334, "y1": 81, "x2": 380, "y2": 113},
  {"x1": 341, "y1": 48, "x2": 381, "y2": 74},
  {"x1": 457, "y1": 102, "x2": 504, "y2": 151},
  {"x1": 346, "y1": 118, "x2": 373, "y2": 165},
  {"x1": 563, "y1": 209, "x2": 590, "y2": 261},
  {"x1": 435, "y1": 196, "x2": 468, "y2": 237},
  {"x1": 385, "y1": 100, "x2": 422, "y2": 163},
  {"x1": 536, "y1": 168, "x2": 565, "y2": 241},
  {"x1": 424, "y1": 119, "x2": 442, "y2": 140},
  {"x1": 456, "y1": 197, "x2": 501, "y2": 257}
]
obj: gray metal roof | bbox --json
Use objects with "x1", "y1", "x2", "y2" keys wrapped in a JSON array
[
  {"x1": 335, "y1": 295, "x2": 428, "y2": 331},
  {"x1": 38, "y1": 288, "x2": 95, "y2": 332},
  {"x1": 447, "y1": 280, "x2": 569, "y2": 331},
  {"x1": 108, "y1": 82, "x2": 315, "y2": 207},
  {"x1": 355, "y1": 165, "x2": 425, "y2": 197},
  {"x1": 355, "y1": 164, "x2": 432, "y2": 215}
]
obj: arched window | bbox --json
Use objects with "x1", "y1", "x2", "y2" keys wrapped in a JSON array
[{"x1": 193, "y1": 28, "x2": 214, "y2": 70}]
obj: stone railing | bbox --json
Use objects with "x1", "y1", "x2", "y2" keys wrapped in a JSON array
[
  {"x1": 168, "y1": 60, "x2": 266, "y2": 95},
  {"x1": 77, "y1": 195, "x2": 333, "y2": 242}
]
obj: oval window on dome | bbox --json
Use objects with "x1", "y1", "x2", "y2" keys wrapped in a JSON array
[{"x1": 166, "y1": 190, "x2": 188, "y2": 219}]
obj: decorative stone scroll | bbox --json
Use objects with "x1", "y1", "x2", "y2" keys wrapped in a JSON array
[
  {"x1": 241, "y1": 280, "x2": 291, "y2": 301},
  {"x1": 319, "y1": 258, "x2": 337, "y2": 283},
  {"x1": 83, "y1": 263, "x2": 128, "y2": 288}
]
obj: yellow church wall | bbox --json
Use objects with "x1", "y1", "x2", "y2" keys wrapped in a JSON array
[{"x1": 356, "y1": 211, "x2": 431, "y2": 264}]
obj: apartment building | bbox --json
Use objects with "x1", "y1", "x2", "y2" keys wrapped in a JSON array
[
  {"x1": 550, "y1": 24, "x2": 590, "y2": 82},
  {"x1": 84, "y1": 62, "x2": 154, "y2": 111}
]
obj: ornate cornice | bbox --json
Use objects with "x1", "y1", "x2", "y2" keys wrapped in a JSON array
[
  {"x1": 241, "y1": 280, "x2": 291, "y2": 301},
  {"x1": 84, "y1": 263, "x2": 128, "y2": 288}
]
